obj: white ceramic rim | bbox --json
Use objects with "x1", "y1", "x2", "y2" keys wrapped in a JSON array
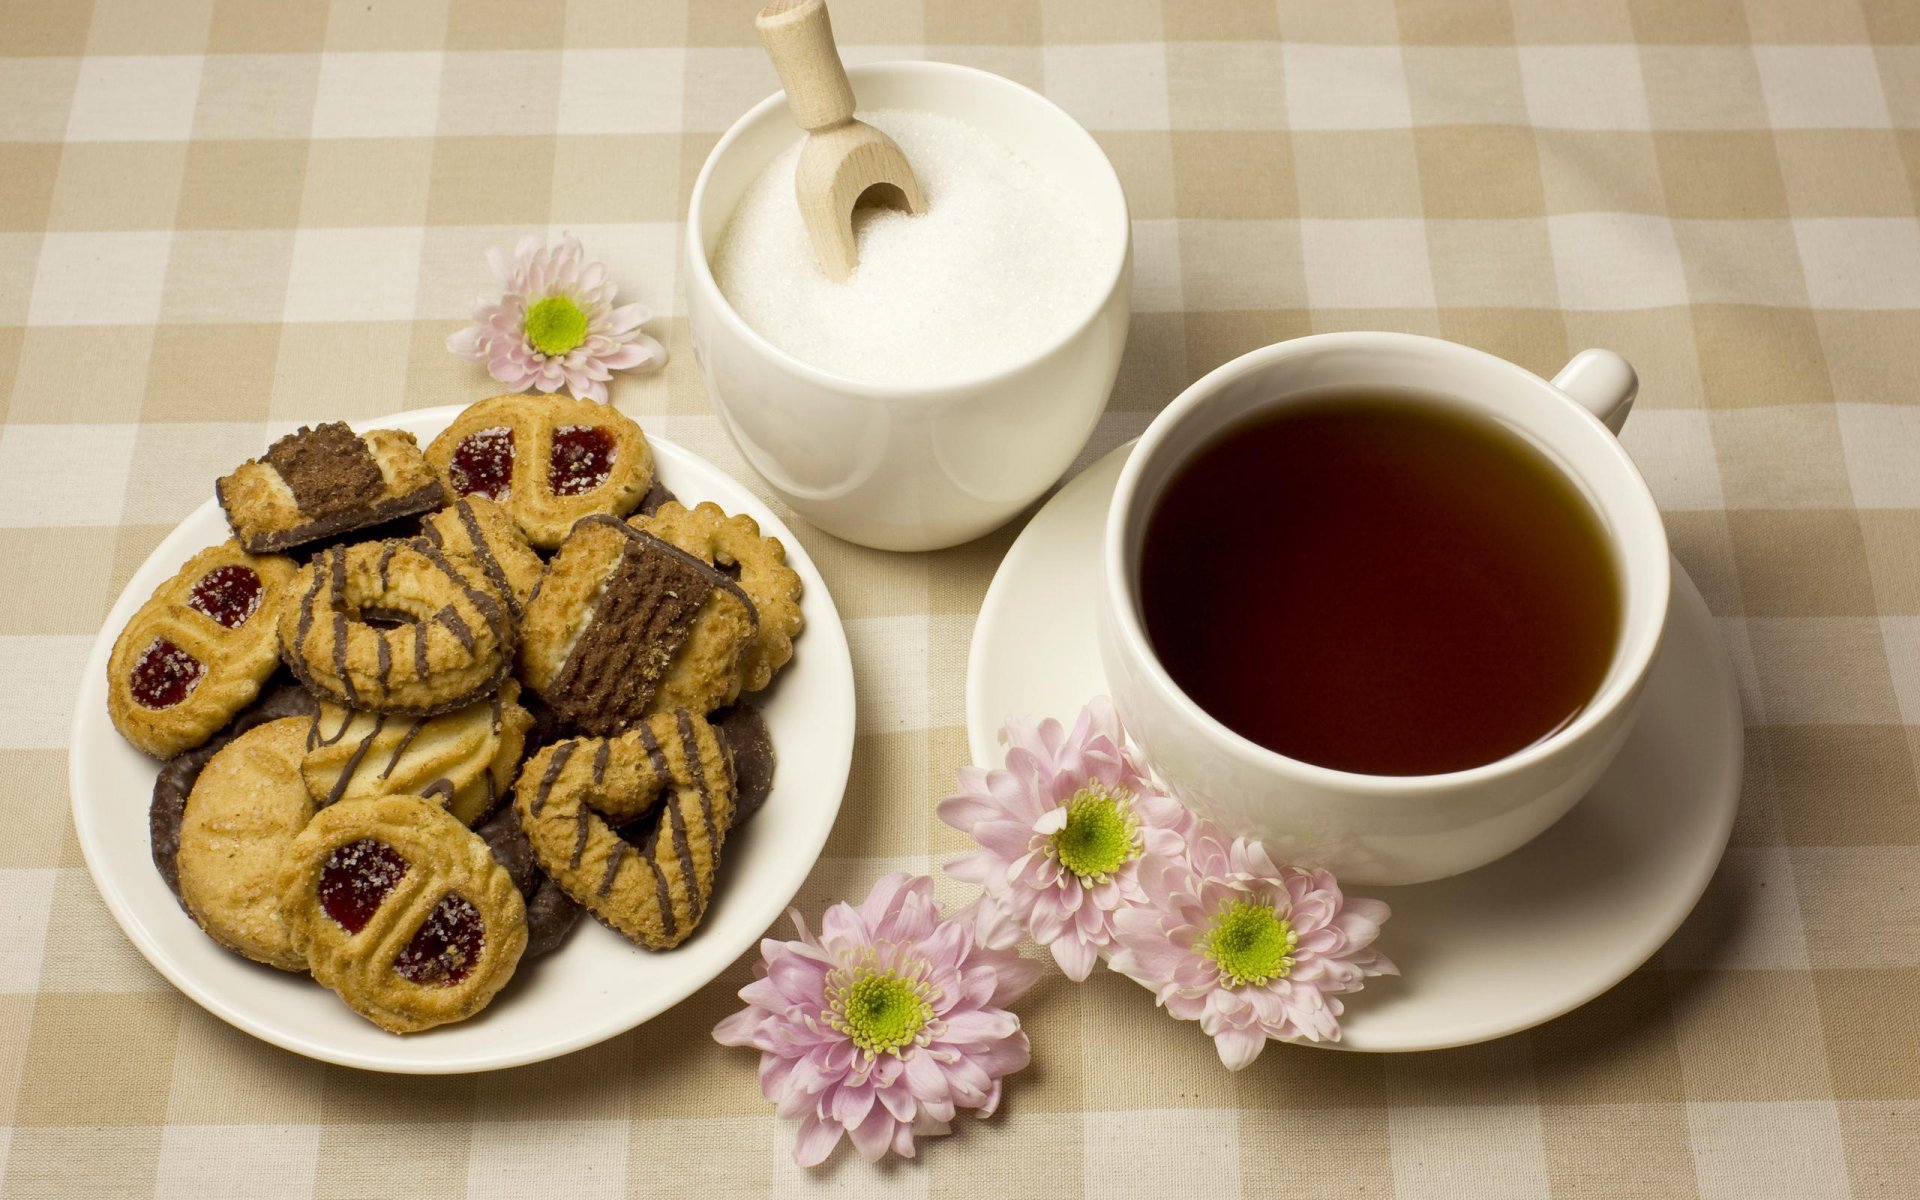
[
  {"x1": 68, "y1": 408, "x2": 856, "y2": 1073},
  {"x1": 684, "y1": 59, "x2": 1132, "y2": 400},
  {"x1": 1103, "y1": 331, "x2": 1673, "y2": 796}
]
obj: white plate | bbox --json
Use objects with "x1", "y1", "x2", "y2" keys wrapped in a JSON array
[
  {"x1": 70, "y1": 405, "x2": 855, "y2": 1074},
  {"x1": 966, "y1": 442, "x2": 1740, "y2": 1053}
]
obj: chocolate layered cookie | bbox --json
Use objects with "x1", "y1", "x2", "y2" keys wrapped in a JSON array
[
  {"x1": 631, "y1": 501, "x2": 803, "y2": 694},
  {"x1": 302, "y1": 679, "x2": 534, "y2": 826},
  {"x1": 513, "y1": 711, "x2": 735, "y2": 950},
  {"x1": 108, "y1": 540, "x2": 299, "y2": 759},
  {"x1": 217, "y1": 423, "x2": 444, "y2": 554},
  {"x1": 424, "y1": 395, "x2": 654, "y2": 550},
  {"x1": 518, "y1": 516, "x2": 757, "y2": 733},
  {"x1": 279, "y1": 794, "x2": 528, "y2": 1034},
  {"x1": 715, "y1": 703, "x2": 775, "y2": 827},
  {"x1": 279, "y1": 541, "x2": 514, "y2": 716},
  {"x1": 414, "y1": 496, "x2": 545, "y2": 618},
  {"x1": 152, "y1": 682, "x2": 314, "y2": 902},
  {"x1": 174, "y1": 718, "x2": 319, "y2": 971}
]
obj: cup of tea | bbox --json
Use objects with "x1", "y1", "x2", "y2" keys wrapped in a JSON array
[{"x1": 1098, "y1": 333, "x2": 1669, "y2": 885}]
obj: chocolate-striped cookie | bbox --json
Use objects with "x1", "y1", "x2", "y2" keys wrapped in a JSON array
[
  {"x1": 217, "y1": 423, "x2": 444, "y2": 554},
  {"x1": 513, "y1": 711, "x2": 735, "y2": 950},
  {"x1": 278, "y1": 540, "x2": 514, "y2": 716}
]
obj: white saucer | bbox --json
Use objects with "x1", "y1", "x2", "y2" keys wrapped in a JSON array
[
  {"x1": 70, "y1": 405, "x2": 855, "y2": 1074},
  {"x1": 966, "y1": 442, "x2": 1740, "y2": 1052}
]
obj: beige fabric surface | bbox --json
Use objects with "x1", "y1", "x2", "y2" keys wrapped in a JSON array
[{"x1": 3, "y1": 0, "x2": 1918, "y2": 1195}]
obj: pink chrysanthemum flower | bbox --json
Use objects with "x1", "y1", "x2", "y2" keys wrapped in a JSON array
[
  {"x1": 937, "y1": 698, "x2": 1190, "y2": 981},
  {"x1": 447, "y1": 234, "x2": 665, "y2": 403},
  {"x1": 1108, "y1": 824, "x2": 1396, "y2": 1069},
  {"x1": 712, "y1": 874, "x2": 1040, "y2": 1166}
]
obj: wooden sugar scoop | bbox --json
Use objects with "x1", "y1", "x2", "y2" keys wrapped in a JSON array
[{"x1": 755, "y1": 0, "x2": 925, "y2": 281}]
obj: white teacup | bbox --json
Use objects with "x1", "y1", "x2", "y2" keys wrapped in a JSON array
[
  {"x1": 1098, "y1": 333, "x2": 1669, "y2": 885},
  {"x1": 685, "y1": 61, "x2": 1133, "y2": 552}
]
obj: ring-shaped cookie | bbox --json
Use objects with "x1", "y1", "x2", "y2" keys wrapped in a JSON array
[
  {"x1": 414, "y1": 495, "x2": 545, "y2": 620},
  {"x1": 514, "y1": 711, "x2": 735, "y2": 950},
  {"x1": 108, "y1": 539, "x2": 299, "y2": 759},
  {"x1": 279, "y1": 794, "x2": 528, "y2": 1033},
  {"x1": 424, "y1": 394, "x2": 654, "y2": 550},
  {"x1": 279, "y1": 540, "x2": 514, "y2": 716},
  {"x1": 630, "y1": 501, "x2": 803, "y2": 694}
]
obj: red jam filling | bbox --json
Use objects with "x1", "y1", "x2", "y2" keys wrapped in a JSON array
[
  {"x1": 130, "y1": 638, "x2": 204, "y2": 709},
  {"x1": 548, "y1": 425, "x2": 615, "y2": 496},
  {"x1": 393, "y1": 893, "x2": 484, "y2": 986},
  {"x1": 449, "y1": 427, "x2": 514, "y2": 499},
  {"x1": 318, "y1": 839, "x2": 409, "y2": 933},
  {"x1": 186, "y1": 565, "x2": 264, "y2": 629}
]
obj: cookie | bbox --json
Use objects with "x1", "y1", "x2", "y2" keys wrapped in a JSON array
[
  {"x1": 302, "y1": 679, "x2": 534, "y2": 826},
  {"x1": 514, "y1": 711, "x2": 735, "y2": 950},
  {"x1": 152, "y1": 682, "x2": 314, "y2": 902},
  {"x1": 474, "y1": 804, "x2": 582, "y2": 959},
  {"x1": 424, "y1": 394, "x2": 654, "y2": 550},
  {"x1": 414, "y1": 496, "x2": 544, "y2": 618},
  {"x1": 279, "y1": 794, "x2": 528, "y2": 1034},
  {"x1": 280, "y1": 540, "x2": 514, "y2": 716},
  {"x1": 174, "y1": 718, "x2": 319, "y2": 971},
  {"x1": 630, "y1": 501, "x2": 803, "y2": 693},
  {"x1": 714, "y1": 703, "x2": 775, "y2": 827},
  {"x1": 108, "y1": 540, "x2": 300, "y2": 759},
  {"x1": 518, "y1": 516, "x2": 758, "y2": 733},
  {"x1": 217, "y1": 423, "x2": 444, "y2": 554}
]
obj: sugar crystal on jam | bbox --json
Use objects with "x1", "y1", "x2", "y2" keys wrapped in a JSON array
[
  {"x1": 318, "y1": 839, "x2": 409, "y2": 933},
  {"x1": 130, "y1": 638, "x2": 205, "y2": 709},
  {"x1": 393, "y1": 892, "x2": 484, "y2": 985},
  {"x1": 186, "y1": 565, "x2": 264, "y2": 629},
  {"x1": 449, "y1": 427, "x2": 514, "y2": 499},
  {"x1": 548, "y1": 425, "x2": 615, "y2": 496}
]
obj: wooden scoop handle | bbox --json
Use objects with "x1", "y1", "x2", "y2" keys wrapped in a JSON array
[{"x1": 756, "y1": 0, "x2": 857, "y2": 132}]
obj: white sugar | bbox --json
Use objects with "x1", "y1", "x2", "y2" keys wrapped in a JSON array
[{"x1": 711, "y1": 108, "x2": 1116, "y2": 386}]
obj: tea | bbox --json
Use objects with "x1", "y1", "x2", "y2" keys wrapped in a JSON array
[{"x1": 1138, "y1": 394, "x2": 1620, "y2": 776}]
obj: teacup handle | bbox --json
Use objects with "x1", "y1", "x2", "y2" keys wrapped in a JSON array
[{"x1": 1552, "y1": 349, "x2": 1638, "y2": 435}]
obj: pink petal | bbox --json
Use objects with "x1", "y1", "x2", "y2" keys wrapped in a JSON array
[
  {"x1": 847, "y1": 1105, "x2": 899, "y2": 1163},
  {"x1": 1213, "y1": 1027, "x2": 1269, "y2": 1071},
  {"x1": 791, "y1": 1114, "x2": 844, "y2": 1167}
]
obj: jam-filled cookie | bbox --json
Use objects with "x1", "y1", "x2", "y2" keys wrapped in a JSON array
[
  {"x1": 630, "y1": 501, "x2": 803, "y2": 694},
  {"x1": 175, "y1": 718, "x2": 318, "y2": 971},
  {"x1": 301, "y1": 679, "x2": 534, "y2": 826},
  {"x1": 414, "y1": 496, "x2": 544, "y2": 619},
  {"x1": 108, "y1": 540, "x2": 299, "y2": 759},
  {"x1": 217, "y1": 423, "x2": 444, "y2": 554},
  {"x1": 518, "y1": 516, "x2": 758, "y2": 734},
  {"x1": 280, "y1": 540, "x2": 514, "y2": 716},
  {"x1": 279, "y1": 794, "x2": 527, "y2": 1033},
  {"x1": 514, "y1": 711, "x2": 735, "y2": 950},
  {"x1": 424, "y1": 394, "x2": 654, "y2": 550}
]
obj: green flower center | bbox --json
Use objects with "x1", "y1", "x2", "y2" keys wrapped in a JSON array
[
  {"x1": 825, "y1": 952, "x2": 935, "y2": 1057},
  {"x1": 524, "y1": 295, "x2": 589, "y2": 357},
  {"x1": 1049, "y1": 783, "x2": 1141, "y2": 884},
  {"x1": 1202, "y1": 900, "x2": 1297, "y2": 988}
]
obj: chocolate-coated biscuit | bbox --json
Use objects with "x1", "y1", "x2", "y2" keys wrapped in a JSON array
[
  {"x1": 513, "y1": 711, "x2": 735, "y2": 950},
  {"x1": 279, "y1": 794, "x2": 528, "y2": 1033},
  {"x1": 279, "y1": 540, "x2": 515, "y2": 716},
  {"x1": 108, "y1": 540, "x2": 300, "y2": 760},
  {"x1": 518, "y1": 516, "x2": 757, "y2": 733},
  {"x1": 714, "y1": 703, "x2": 775, "y2": 828},
  {"x1": 473, "y1": 804, "x2": 582, "y2": 959},
  {"x1": 423, "y1": 394, "x2": 654, "y2": 550},
  {"x1": 217, "y1": 423, "x2": 444, "y2": 554}
]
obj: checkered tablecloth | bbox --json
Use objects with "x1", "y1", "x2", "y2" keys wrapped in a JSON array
[{"x1": 4, "y1": 0, "x2": 1917, "y2": 1195}]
